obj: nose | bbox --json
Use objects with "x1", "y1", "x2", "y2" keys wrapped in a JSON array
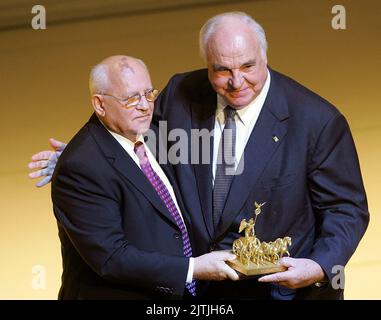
[
  {"x1": 135, "y1": 95, "x2": 150, "y2": 113},
  {"x1": 228, "y1": 70, "x2": 244, "y2": 89}
]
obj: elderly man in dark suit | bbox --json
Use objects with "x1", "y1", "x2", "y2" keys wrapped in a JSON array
[
  {"x1": 153, "y1": 12, "x2": 369, "y2": 299},
  {"x1": 29, "y1": 12, "x2": 368, "y2": 300},
  {"x1": 48, "y1": 55, "x2": 237, "y2": 300}
]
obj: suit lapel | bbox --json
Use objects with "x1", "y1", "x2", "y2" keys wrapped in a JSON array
[
  {"x1": 87, "y1": 114, "x2": 179, "y2": 227},
  {"x1": 191, "y1": 83, "x2": 217, "y2": 240},
  {"x1": 214, "y1": 70, "x2": 290, "y2": 239}
]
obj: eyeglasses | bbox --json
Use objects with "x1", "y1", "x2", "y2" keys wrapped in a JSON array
[{"x1": 100, "y1": 88, "x2": 160, "y2": 109}]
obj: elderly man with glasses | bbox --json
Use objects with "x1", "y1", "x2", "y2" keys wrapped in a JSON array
[{"x1": 45, "y1": 54, "x2": 238, "y2": 300}]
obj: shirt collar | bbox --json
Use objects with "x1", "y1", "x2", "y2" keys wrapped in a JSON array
[
  {"x1": 99, "y1": 118, "x2": 144, "y2": 148},
  {"x1": 108, "y1": 130, "x2": 144, "y2": 148}
]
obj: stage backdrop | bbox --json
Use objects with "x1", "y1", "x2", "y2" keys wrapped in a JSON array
[{"x1": 0, "y1": 0, "x2": 380, "y2": 299}]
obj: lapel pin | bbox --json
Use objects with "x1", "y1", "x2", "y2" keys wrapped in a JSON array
[{"x1": 272, "y1": 136, "x2": 279, "y2": 142}]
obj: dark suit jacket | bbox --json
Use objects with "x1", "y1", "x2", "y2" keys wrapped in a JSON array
[
  {"x1": 153, "y1": 68, "x2": 369, "y2": 299},
  {"x1": 51, "y1": 114, "x2": 192, "y2": 300}
]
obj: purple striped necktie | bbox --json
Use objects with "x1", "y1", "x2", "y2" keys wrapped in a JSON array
[{"x1": 134, "y1": 141, "x2": 196, "y2": 296}]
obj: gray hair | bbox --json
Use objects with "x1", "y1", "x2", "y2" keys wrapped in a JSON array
[
  {"x1": 89, "y1": 64, "x2": 109, "y2": 95},
  {"x1": 199, "y1": 11, "x2": 268, "y2": 61}
]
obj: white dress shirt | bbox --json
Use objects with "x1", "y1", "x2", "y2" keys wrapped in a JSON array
[
  {"x1": 212, "y1": 69, "x2": 271, "y2": 183},
  {"x1": 107, "y1": 129, "x2": 194, "y2": 284}
]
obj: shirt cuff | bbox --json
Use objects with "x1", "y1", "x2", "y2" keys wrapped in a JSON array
[{"x1": 186, "y1": 257, "x2": 194, "y2": 283}]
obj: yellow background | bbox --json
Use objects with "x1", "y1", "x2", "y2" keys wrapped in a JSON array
[{"x1": 0, "y1": 0, "x2": 380, "y2": 299}]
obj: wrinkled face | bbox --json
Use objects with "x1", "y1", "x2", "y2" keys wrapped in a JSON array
[
  {"x1": 206, "y1": 27, "x2": 268, "y2": 109},
  {"x1": 99, "y1": 61, "x2": 154, "y2": 141}
]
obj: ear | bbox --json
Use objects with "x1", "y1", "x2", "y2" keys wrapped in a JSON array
[{"x1": 91, "y1": 94, "x2": 106, "y2": 117}]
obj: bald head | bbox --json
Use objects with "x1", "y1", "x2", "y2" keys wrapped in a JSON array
[
  {"x1": 199, "y1": 12, "x2": 268, "y2": 62},
  {"x1": 206, "y1": 19, "x2": 260, "y2": 63},
  {"x1": 89, "y1": 55, "x2": 148, "y2": 96}
]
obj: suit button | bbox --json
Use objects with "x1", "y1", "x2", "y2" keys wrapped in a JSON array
[
  {"x1": 209, "y1": 243, "x2": 216, "y2": 252},
  {"x1": 173, "y1": 233, "x2": 181, "y2": 239}
]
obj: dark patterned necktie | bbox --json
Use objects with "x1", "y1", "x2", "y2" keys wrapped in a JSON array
[
  {"x1": 134, "y1": 141, "x2": 196, "y2": 296},
  {"x1": 213, "y1": 106, "x2": 237, "y2": 229}
]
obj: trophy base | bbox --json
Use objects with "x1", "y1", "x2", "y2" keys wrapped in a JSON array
[{"x1": 227, "y1": 259, "x2": 287, "y2": 276}]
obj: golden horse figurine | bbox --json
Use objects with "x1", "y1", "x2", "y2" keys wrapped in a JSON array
[{"x1": 229, "y1": 201, "x2": 292, "y2": 275}]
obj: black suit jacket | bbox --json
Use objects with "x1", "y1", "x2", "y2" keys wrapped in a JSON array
[
  {"x1": 153, "y1": 68, "x2": 369, "y2": 299},
  {"x1": 51, "y1": 114, "x2": 191, "y2": 299}
]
